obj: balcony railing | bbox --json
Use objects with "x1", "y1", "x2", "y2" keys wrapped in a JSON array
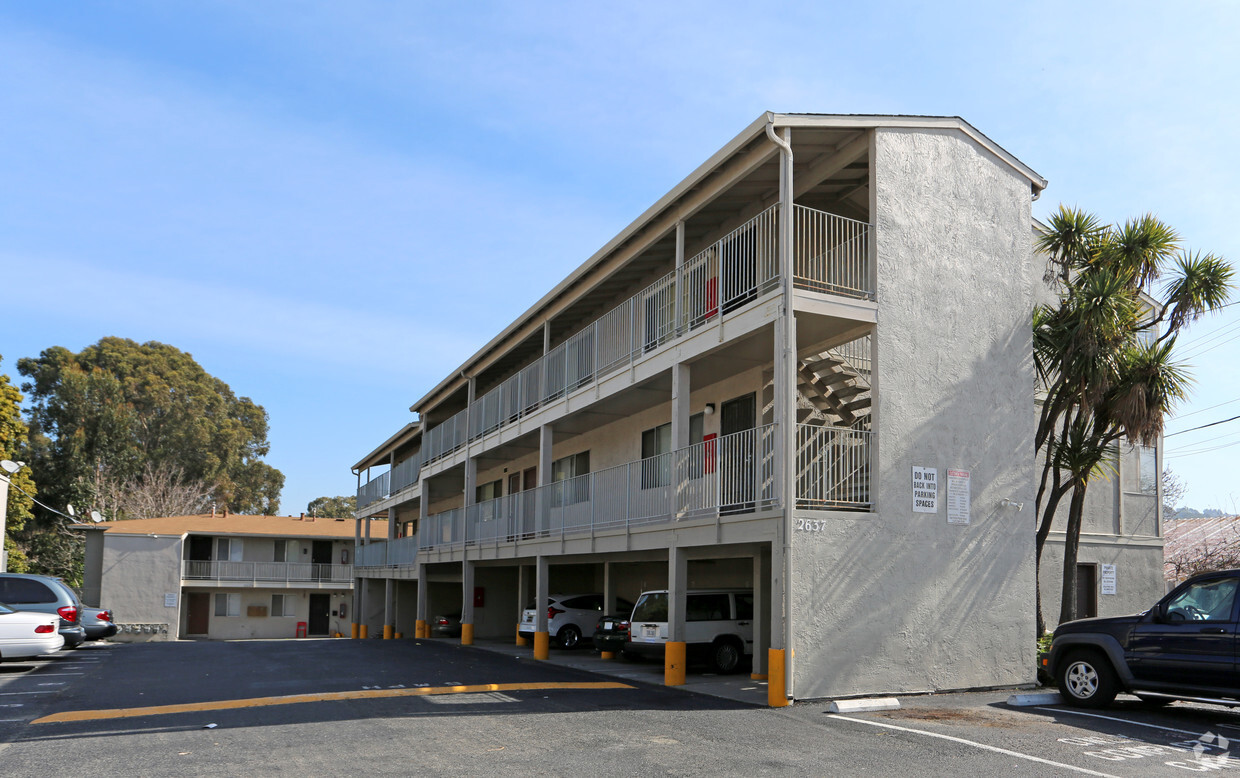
[
  {"x1": 353, "y1": 536, "x2": 419, "y2": 568},
  {"x1": 418, "y1": 424, "x2": 780, "y2": 550},
  {"x1": 358, "y1": 471, "x2": 390, "y2": 510},
  {"x1": 353, "y1": 421, "x2": 874, "y2": 567},
  {"x1": 181, "y1": 560, "x2": 354, "y2": 584},
  {"x1": 795, "y1": 424, "x2": 873, "y2": 510},
  {"x1": 418, "y1": 205, "x2": 870, "y2": 466}
]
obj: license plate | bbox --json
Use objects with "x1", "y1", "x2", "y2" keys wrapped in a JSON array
[
  {"x1": 603, "y1": 621, "x2": 613, "y2": 630},
  {"x1": 644, "y1": 625, "x2": 656, "y2": 638}
]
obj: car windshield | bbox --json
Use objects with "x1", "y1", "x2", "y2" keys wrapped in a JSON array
[{"x1": 631, "y1": 593, "x2": 668, "y2": 622}]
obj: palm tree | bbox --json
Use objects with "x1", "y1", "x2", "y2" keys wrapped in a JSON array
[{"x1": 1034, "y1": 206, "x2": 1232, "y2": 632}]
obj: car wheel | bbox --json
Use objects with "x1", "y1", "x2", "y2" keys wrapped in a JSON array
[
  {"x1": 557, "y1": 625, "x2": 582, "y2": 649},
  {"x1": 1056, "y1": 650, "x2": 1118, "y2": 708},
  {"x1": 711, "y1": 638, "x2": 742, "y2": 674}
]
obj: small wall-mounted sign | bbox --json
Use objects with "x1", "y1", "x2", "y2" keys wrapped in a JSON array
[{"x1": 912, "y1": 466, "x2": 938, "y2": 513}]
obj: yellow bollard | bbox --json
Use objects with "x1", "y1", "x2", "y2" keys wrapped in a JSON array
[
  {"x1": 360, "y1": 624, "x2": 369, "y2": 639},
  {"x1": 768, "y1": 649, "x2": 789, "y2": 707},
  {"x1": 600, "y1": 651, "x2": 615, "y2": 660},
  {"x1": 533, "y1": 631, "x2": 550, "y2": 660},
  {"x1": 350, "y1": 623, "x2": 359, "y2": 639},
  {"x1": 461, "y1": 623, "x2": 474, "y2": 645},
  {"x1": 515, "y1": 626, "x2": 528, "y2": 646},
  {"x1": 383, "y1": 624, "x2": 394, "y2": 640},
  {"x1": 415, "y1": 619, "x2": 427, "y2": 639},
  {"x1": 751, "y1": 673, "x2": 768, "y2": 681},
  {"x1": 394, "y1": 632, "x2": 403, "y2": 639},
  {"x1": 665, "y1": 642, "x2": 687, "y2": 686}
]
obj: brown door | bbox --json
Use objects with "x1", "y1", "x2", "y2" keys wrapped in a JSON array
[
  {"x1": 186, "y1": 592, "x2": 210, "y2": 635},
  {"x1": 1076, "y1": 564, "x2": 1098, "y2": 619}
]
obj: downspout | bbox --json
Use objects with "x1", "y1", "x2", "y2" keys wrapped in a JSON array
[{"x1": 766, "y1": 116, "x2": 796, "y2": 704}]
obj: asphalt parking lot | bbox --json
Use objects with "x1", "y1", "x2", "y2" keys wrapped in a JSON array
[{"x1": 1, "y1": 638, "x2": 1238, "y2": 776}]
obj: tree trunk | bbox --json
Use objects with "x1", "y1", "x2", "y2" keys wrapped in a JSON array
[
  {"x1": 1058, "y1": 483, "x2": 1089, "y2": 626},
  {"x1": 1034, "y1": 471, "x2": 1071, "y2": 636}
]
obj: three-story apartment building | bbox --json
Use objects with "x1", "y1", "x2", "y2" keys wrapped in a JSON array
[{"x1": 349, "y1": 112, "x2": 1159, "y2": 704}]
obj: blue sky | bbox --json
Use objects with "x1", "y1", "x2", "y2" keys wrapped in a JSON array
[{"x1": 2, "y1": 2, "x2": 1238, "y2": 514}]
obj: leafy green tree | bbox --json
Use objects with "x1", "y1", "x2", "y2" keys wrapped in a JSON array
[
  {"x1": 16, "y1": 338, "x2": 285, "y2": 577},
  {"x1": 1, "y1": 356, "x2": 34, "y2": 572},
  {"x1": 307, "y1": 495, "x2": 356, "y2": 518},
  {"x1": 1034, "y1": 207, "x2": 1232, "y2": 631}
]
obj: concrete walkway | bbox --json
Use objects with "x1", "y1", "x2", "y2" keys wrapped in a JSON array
[{"x1": 467, "y1": 637, "x2": 770, "y2": 707}]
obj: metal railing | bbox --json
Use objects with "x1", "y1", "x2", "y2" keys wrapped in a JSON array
[
  {"x1": 793, "y1": 205, "x2": 872, "y2": 300},
  {"x1": 357, "y1": 471, "x2": 390, "y2": 509},
  {"x1": 390, "y1": 455, "x2": 421, "y2": 494},
  {"x1": 353, "y1": 536, "x2": 419, "y2": 568},
  {"x1": 414, "y1": 205, "x2": 873, "y2": 468},
  {"x1": 795, "y1": 424, "x2": 873, "y2": 510},
  {"x1": 417, "y1": 424, "x2": 779, "y2": 551},
  {"x1": 181, "y1": 560, "x2": 354, "y2": 583}
]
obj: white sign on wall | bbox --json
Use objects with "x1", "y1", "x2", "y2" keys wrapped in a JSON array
[
  {"x1": 947, "y1": 469, "x2": 971, "y2": 525},
  {"x1": 1100, "y1": 564, "x2": 1117, "y2": 595},
  {"x1": 912, "y1": 466, "x2": 938, "y2": 513},
  {"x1": 164, "y1": 592, "x2": 177, "y2": 608}
]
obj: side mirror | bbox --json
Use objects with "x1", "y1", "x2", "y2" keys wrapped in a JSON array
[{"x1": 1150, "y1": 603, "x2": 1168, "y2": 623}]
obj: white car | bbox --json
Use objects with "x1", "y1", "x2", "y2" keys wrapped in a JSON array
[
  {"x1": 519, "y1": 593, "x2": 632, "y2": 649},
  {"x1": 0, "y1": 602, "x2": 64, "y2": 661},
  {"x1": 625, "y1": 589, "x2": 754, "y2": 673}
]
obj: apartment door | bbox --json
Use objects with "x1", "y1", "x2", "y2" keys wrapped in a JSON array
[
  {"x1": 308, "y1": 594, "x2": 330, "y2": 636},
  {"x1": 1075, "y1": 564, "x2": 1098, "y2": 619},
  {"x1": 720, "y1": 393, "x2": 756, "y2": 514},
  {"x1": 186, "y1": 592, "x2": 209, "y2": 636},
  {"x1": 312, "y1": 540, "x2": 332, "y2": 579}
]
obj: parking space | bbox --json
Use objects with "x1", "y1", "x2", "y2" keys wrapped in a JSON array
[
  {"x1": 0, "y1": 643, "x2": 113, "y2": 729},
  {"x1": 805, "y1": 690, "x2": 1240, "y2": 776}
]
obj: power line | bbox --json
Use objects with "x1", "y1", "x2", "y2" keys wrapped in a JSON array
[
  {"x1": 1172, "y1": 396, "x2": 1240, "y2": 421},
  {"x1": 1165, "y1": 414, "x2": 1240, "y2": 438}
]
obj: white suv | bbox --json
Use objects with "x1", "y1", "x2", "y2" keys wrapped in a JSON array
[
  {"x1": 625, "y1": 589, "x2": 754, "y2": 673},
  {"x1": 519, "y1": 593, "x2": 633, "y2": 649}
]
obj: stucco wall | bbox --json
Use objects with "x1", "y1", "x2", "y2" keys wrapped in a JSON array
[
  {"x1": 100, "y1": 534, "x2": 184, "y2": 642},
  {"x1": 790, "y1": 128, "x2": 1038, "y2": 699},
  {"x1": 1039, "y1": 538, "x2": 1165, "y2": 625},
  {"x1": 180, "y1": 587, "x2": 352, "y2": 639}
]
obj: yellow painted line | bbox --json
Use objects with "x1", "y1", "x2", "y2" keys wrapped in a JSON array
[{"x1": 32, "y1": 681, "x2": 633, "y2": 724}]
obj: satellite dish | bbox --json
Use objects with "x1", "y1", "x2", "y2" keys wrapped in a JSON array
[
  {"x1": 0, "y1": 459, "x2": 19, "y2": 475},
  {"x1": 66, "y1": 504, "x2": 76, "y2": 517},
  {"x1": 89, "y1": 511, "x2": 104, "y2": 523}
]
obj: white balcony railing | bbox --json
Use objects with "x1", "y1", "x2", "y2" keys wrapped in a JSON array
[
  {"x1": 418, "y1": 424, "x2": 780, "y2": 551},
  {"x1": 416, "y1": 206, "x2": 870, "y2": 467},
  {"x1": 358, "y1": 471, "x2": 390, "y2": 510},
  {"x1": 353, "y1": 421, "x2": 873, "y2": 568},
  {"x1": 181, "y1": 560, "x2": 354, "y2": 584},
  {"x1": 795, "y1": 424, "x2": 873, "y2": 510}
]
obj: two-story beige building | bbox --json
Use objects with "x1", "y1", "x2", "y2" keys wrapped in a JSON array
[
  {"x1": 78, "y1": 513, "x2": 383, "y2": 641},
  {"x1": 349, "y1": 112, "x2": 1165, "y2": 705}
]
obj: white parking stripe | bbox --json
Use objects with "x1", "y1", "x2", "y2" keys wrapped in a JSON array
[
  {"x1": 826, "y1": 714, "x2": 1124, "y2": 778},
  {"x1": 0, "y1": 691, "x2": 58, "y2": 696},
  {"x1": 1033, "y1": 706, "x2": 1205, "y2": 737}
]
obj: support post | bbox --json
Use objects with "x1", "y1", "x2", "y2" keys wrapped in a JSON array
[
  {"x1": 415, "y1": 563, "x2": 428, "y2": 639},
  {"x1": 461, "y1": 557, "x2": 475, "y2": 645},
  {"x1": 665, "y1": 545, "x2": 687, "y2": 686},
  {"x1": 533, "y1": 555, "x2": 550, "y2": 659}
]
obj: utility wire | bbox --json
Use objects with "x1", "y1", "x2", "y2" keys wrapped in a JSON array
[
  {"x1": 1165, "y1": 414, "x2": 1240, "y2": 438},
  {"x1": 1, "y1": 477, "x2": 77, "y2": 521},
  {"x1": 1172, "y1": 396, "x2": 1240, "y2": 421}
]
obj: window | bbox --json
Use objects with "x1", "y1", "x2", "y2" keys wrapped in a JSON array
[
  {"x1": 476, "y1": 479, "x2": 501, "y2": 503},
  {"x1": 687, "y1": 593, "x2": 730, "y2": 621},
  {"x1": 271, "y1": 594, "x2": 295, "y2": 617},
  {"x1": 273, "y1": 539, "x2": 290, "y2": 563},
  {"x1": 641, "y1": 423, "x2": 671, "y2": 488},
  {"x1": 552, "y1": 451, "x2": 590, "y2": 506},
  {"x1": 1139, "y1": 446, "x2": 1157, "y2": 495},
  {"x1": 1165, "y1": 578, "x2": 1238, "y2": 622},
  {"x1": 214, "y1": 593, "x2": 240, "y2": 617},
  {"x1": 216, "y1": 538, "x2": 243, "y2": 562},
  {"x1": 0, "y1": 578, "x2": 56, "y2": 604}
]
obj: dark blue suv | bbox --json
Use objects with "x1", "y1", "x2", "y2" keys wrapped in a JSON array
[{"x1": 1048, "y1": 569, "x2": 1240, "y2": 708}]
